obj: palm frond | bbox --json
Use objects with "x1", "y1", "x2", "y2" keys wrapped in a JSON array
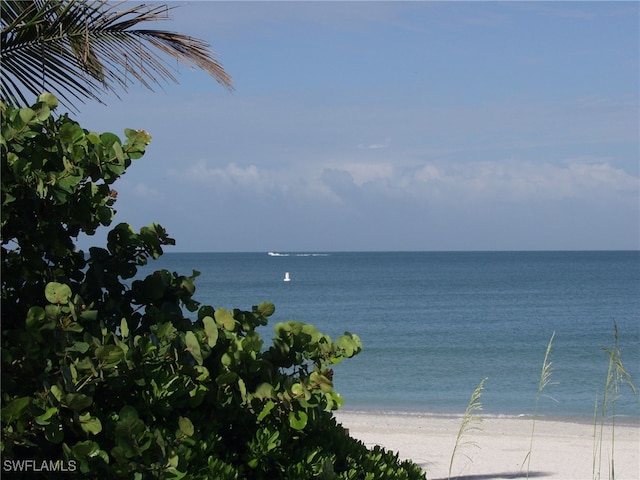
[{"x1": 1, "y1": 0, "x2": 233, "y2": 109}]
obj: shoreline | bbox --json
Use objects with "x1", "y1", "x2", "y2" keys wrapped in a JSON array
[
  {"x1": 338, "y1": 407, "x2": 640, "y2": 426},
  {"x1": 334, "y1": 410, "x2": 640, "y2": 480}
]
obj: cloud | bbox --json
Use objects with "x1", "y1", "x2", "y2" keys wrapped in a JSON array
[
  {"x1": 114, "y1": 180, "x2": 162, "y2": 201},
  {"x1": 182, "y1": 161, "x2": 261, "y2": 189},
  {"x1": 357, "y1": 140, "x2": 391, "y2": 150},
  {"x1": 331, "y1": 162, "x2": 396, "y2": 187},
  {"x1": 132, "y1": 182, "x2": 161, "y2": 198},
  {"x1": 171, "y1": 159, "x2": 335, "y2": 202},
  {"x1": 317, "y1": 158, "x2": 639, "y2": 206},
  {"x1": 358, "y1": 143, "x2": 387, "y2": 150},
  {"x1": 171, "y1": 157, "x2": 638, "y2": 212},
  {"x1": 408, "y1": 159, "x2": 639, "y2": 204}
]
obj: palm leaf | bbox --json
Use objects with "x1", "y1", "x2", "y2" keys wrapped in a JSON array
[{"x1": 1, "y1": 0, "x2": 233, "y2": 109}]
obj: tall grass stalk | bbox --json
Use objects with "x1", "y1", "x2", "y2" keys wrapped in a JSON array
[
  {"x1": 592, "y1": 322, "x2": 638, "y2": 480},
  {"x1": 522, "y1": 331, "x2": 557, "y2": 478},
  {"x1": 592, "y1": 391, "x2": 599, "y2": 480},
  {"x1": 448, "y1": 377, "x2": 488, "y2": 480}
]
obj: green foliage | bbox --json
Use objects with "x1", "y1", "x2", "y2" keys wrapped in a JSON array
[{"x1": 1, "y1": 96, "x2": 426, "y2": 479}]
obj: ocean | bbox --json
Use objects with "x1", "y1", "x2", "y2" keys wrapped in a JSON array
[{"x1": 138, "y1": 251, "x2": 640, "y2": 420}]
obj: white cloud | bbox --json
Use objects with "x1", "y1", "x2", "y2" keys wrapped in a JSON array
[
  {"x1": 119, "y1": 181, "x2": 162, "y2": 200},
  {"x1": 172, "y1": 157, "x2": 638, "y2": 211},
  {"x1": 172, "y1": 159, "x2": 337, "y2": 202},
  {"x1": 179, "y1": 160, "x2": 267, "y2": 190},
  {"x1": 332, "y1": 162, "x2": 396, "y2": 187},
  {"x1": 357, "y1": 139, "x2": 391, "y2": 150},
  {"x1": 406, "y1": 159, "x2": 638, "y2": 203}
]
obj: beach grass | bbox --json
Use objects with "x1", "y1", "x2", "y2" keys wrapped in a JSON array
[
  {"x1": 592, "y1": 322, "x2": 638, "y2": 480},
  {"x1": 523, "y1": 331, "x2": 557, "y2": 478},
  {"x1": 448, "y1": 376, "x2": 488, "y2": 480}
]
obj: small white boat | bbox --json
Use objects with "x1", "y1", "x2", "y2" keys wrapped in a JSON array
[{"x1": 283, "y1": 272, "x2": 291, "y2": 282}]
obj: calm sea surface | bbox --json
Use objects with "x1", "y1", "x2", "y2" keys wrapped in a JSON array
[{"x1": 138, "y1": 251, "x2": 640, "y2": 420}]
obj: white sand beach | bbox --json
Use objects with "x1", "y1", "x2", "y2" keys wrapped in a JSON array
[{"x1": 334, "y1": 411, "x2": 640, "y2": 480}]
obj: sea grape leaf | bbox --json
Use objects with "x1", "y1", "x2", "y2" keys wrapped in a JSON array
[
  {"x1": 291, "y1": 383, "x2": 304, "y2": 397},
  {"x1": 288, "y1": 411, "x2": 308, "y2": 430},
  {"x1": 202, "y1": 316, "x2": 218, "y2": 347},
  {"x1": 45, "y1": 282, "x2": 72, "y2": 304},
  {"x1": 34, "y1": 407, "x2": 58, "y2": 426},
  {"x1": 59, "y1": 122, "x2": 84, "y2": 144},
  {"x1": 19, "y1": 108, "x2": 35, "y2": 124},
  {"x1": 38, "y1": 92, "x2": 59, "y2": 108},
  {"x1": 120, "y1": 318, "x2": 129, "y2": 339},
  {"x1": 115, "y1": 406, "x2": 146, "y2": 444},
  {"x1": 216, "y1": 372, "x2": 237, "y2": 386},
  {"x1": 1, "y1": 397, "x2": 31, "y2": 422},
  {"x1": 63, "y1": 393, "x2": 92, "y2": 411},
  {"x1": 178, "y1": 416, "x2": 194, "y2": 437},
  {"x1": 26, "y1": 306, "x2": 45, "y2": 330},
  {"x1": 185, "y1": 331, "x2": 203, "y2": 365},
  {"x1": 254, "y1": 383, "x2": 275, "y2": 400},
  {"x1": 71, "y1": 439, "x2": 101, "y2": 459},
  {"x1": 257, "y1": 401, "x2": 275, "y2": 421},
  {"x1": 310, "y1": 372, "x2": 334, "y2": 393},
  {"x1": 238, "y1": 378, "x2": 247, "y2": 402},
  {"x1": 50, "y1": 385, "x2": 63, "y2": 402},
  {"x1": 66, "y1": 341, "x2": 90, "y2": 354},
  {"x1": 214, "y1": 308, "x2": 236, "y2": 331},
  {"x1": 256, "y1": 302, "x2": 275, "y2": 317},
  {"x1": 155, "y1": 322, "x2": 177, "y2": 341},
  {"x1": 80, "y1": 310, "x2": 98, "y2": 321},
  {"x1": 334, "y1": 333, "x2": 362, "y2": 358},
  {"x1": 78, "y1": 412, "x2": 102, "y2": 435},
  {"x1": 95, "y1": 345, "x2": 124, "y2": 366},
  {"x1": 62, "y1": 322, "x2": 84, "y2": 333}
]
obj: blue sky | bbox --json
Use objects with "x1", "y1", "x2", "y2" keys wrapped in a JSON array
[{"x1": 75, "y1": 1, "x2": 639, "y2": 252}]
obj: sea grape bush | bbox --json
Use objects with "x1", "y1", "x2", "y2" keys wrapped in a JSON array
[{"x1": 0, "y1": 95, "x2": 426, "y2": 479}]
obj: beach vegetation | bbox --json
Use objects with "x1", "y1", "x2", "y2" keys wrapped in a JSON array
[
  {"x1": 522, "y1": 331, "x2": 557, "y2": 478},
  {"x1": 0, "y1": 94, "x2": 427, "y2": 479},
  {"x1": 1, "y1": 3, "x2": 426, "y2": 477},
  {"x1": 592, "y1": 322, "x2": 638, "y2": 480},
  {"x1": 447, "y1": 377, "x2": 488, "y2": 480}
]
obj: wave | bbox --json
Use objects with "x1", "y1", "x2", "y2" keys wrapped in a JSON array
[{"x1": 268, "y1": 252, "x2": 329, "y2": 257}]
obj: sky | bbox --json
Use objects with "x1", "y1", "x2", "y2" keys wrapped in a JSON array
[{"x1": 74, "y1": 1, "x2": 639, "y2": 252}]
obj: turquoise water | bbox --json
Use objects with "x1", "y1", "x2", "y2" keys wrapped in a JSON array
[{"x1": 139, "y1": 251, "x2": 640, "y2": 420}]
